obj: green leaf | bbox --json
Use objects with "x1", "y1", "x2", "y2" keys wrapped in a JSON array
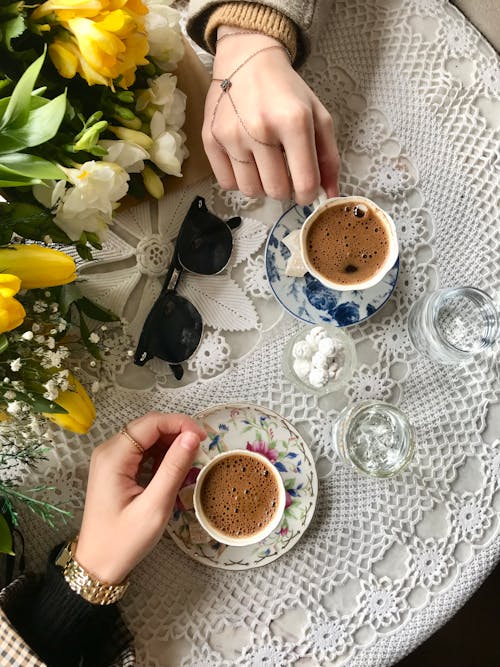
[
  {"x1": 0, "y1": 334, "x2": 8, "y2": 353},
  {"x1": 0, "y1": 202, "x2": 73, "y2": 244},
  {"x1": 78, "y1": 297, "x2": 119, "y2": 322},
  {"x1": 0, "y1": 176, "x2": 39, "y2": 187},
  {"x1": 0, "y1": 153, "x2": 65, "y2": 180},
  {"x1": 0, "y1": 91, "x2": 67, "y2": 153},
  {"x1": 0, "y1": 513, "x2": 14, "y2": 555},
  {"x1": 29, "y1": 394, "x2": 68, "y2": 414},
  {"x1": 0, "y1": 50, "x2": 45, "y2": 129},
  {"x1": 58, "y1": 283, "x2": 83, "y2": 316},
  {"x1": 2, "y1": 14, "x2": 25, "y2": 50},
  {"x1": 79, "y1": 313, "x2": 101, "y2": 359},
  {"x1": 76, "y1": 243, "x2": 93, "y2": 261}
]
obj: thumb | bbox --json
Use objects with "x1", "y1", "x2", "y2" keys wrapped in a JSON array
[{"x1": 144, "y1": 431, "x2": 200, "y2": 510}]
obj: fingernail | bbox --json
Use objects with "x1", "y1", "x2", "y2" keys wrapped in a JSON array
[{"x1": 180, "y1": 432, "x2": 199, "y2": 450}]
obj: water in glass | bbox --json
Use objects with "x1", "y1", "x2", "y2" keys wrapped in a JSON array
[
  {"x1": 334, "y1": 401, "x2": 414, "y2": 478},
  {"x1": 408, "y1": 287, "x2": 498, "y2": 364}
]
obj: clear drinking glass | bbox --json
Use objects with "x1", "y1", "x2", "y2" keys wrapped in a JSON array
[
  {"x1": 333, "y1": 400, "x2": 415, "y2": 478},
  {"x1": 407, "y1": 287, "x2": 498, "y2": 364}
]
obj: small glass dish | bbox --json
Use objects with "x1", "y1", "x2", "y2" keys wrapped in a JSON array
[{"x1": 282, "y1": 324, "x2": 357, "y2": 396}]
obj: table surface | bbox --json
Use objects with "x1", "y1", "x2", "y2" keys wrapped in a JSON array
[{"x1": 21, "y1": 1, "x2": 499, "y2": 665}]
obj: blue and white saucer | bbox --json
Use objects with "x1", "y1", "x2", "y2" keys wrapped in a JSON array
[{"x1": 265, "y1": 204, "x2": 399, "y2": 326}]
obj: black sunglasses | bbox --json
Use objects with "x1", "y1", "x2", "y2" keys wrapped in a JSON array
[{"x1": 134, "y1": 196, "x2": 241, "y2": 380}]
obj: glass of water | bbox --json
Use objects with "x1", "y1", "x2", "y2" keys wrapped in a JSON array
[
  {"x1": 333, "y1": 400, "x2": 415, "y2": 478},
  {"x1": 407, "y1": 287, "x2": 498, "y2": 364}
]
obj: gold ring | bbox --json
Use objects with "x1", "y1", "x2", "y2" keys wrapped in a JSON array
[{"x1": 120, "y1": 427, "x2": 145, "y2": 455}]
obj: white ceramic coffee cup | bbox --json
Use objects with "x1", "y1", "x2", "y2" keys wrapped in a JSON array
[
  {"x1": 193, "y1": 450, "x2": 286, "y2": 547},
  {"x1": 298, "y1": 195, "x2": 398, "y2": 291}
]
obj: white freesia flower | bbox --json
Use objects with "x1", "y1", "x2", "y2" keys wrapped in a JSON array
[
  {"x1": 34, "y1": 162, "x2": 129, "y2": 242},
  {"x1": 136, "y1": 74, "x2": 186, "y2": 130},
  {"x1": 149, "y1": 111, "x2": 188, "y2": 176},
  {"x1": 136, "y1": 72, "x2": 177, "y2": 113},
  {"x1": 99, "y1": 140, "x2": 150, "y2": 173},
  {"x1": 164, "y1": 88, "x2": 186, "y2": 129},
  {"x1": 144, "y1": 0, "x2": 184, "y2": 71}
]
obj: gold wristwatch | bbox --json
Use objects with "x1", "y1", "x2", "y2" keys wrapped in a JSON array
[{"x1": 55, "y1": 539, "x2": 129, "y2": 605}]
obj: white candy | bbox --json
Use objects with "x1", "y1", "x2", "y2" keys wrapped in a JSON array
[
  {"x1": 306, "y1": 326, "x2": 327, "y2": 345},
  {"x1": 318, "y1": 336, "x2": 337, "y2": 357},
  {"x1": 312, "y1": 351, "x2": 329, "y2": 369},
  {"x1": 292, "y1": 340, "x2": 313, "y2": 359},
  {"x1": 308, "y1": 367, "x2": 328, "y2": 387},
  {"x1": 293, "y1": 358, "x2": 311, "y2": 380}
]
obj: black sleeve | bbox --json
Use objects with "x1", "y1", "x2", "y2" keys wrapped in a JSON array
[{"x1": 4, "y1": 544, "x2": 124, "y2": 667}]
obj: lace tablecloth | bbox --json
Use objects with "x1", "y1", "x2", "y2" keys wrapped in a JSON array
[{"x1": 19, "y1": 0, "x2": 500, "y2": 665}]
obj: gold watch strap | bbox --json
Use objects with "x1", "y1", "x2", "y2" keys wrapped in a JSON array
[{"x1": 56, "y1": 539, "x2": 129, "y2": 605}]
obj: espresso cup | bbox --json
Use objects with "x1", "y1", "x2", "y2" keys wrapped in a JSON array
[
  {"x1": 193, "y1": 450, "x2": 286, "y2": 547},
  {"x1": 296, "y1": 195, "x2": 398, "y2": 291}
]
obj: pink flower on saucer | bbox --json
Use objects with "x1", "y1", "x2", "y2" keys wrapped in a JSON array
[
  {"x1": 246, "y1": 440, "x2": 278, "y2": 462},
  {"x1": 285, "y1": 491, "x2": 293, "y2": 508}
]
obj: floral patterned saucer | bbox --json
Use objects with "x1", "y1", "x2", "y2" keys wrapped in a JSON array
[
  {"x1": 167, "y1": 403, "x2": 318, "y2": 570},
  {"x1": 265, "y1": 203, "x2": 399, "y2": 326}
]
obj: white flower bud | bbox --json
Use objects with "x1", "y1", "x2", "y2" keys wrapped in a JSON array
[{"x1": 10, "y1": 358, "x2": 21, "y2": 372}]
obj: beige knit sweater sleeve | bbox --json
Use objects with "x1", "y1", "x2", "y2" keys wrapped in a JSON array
[{"x1": 186, "y1": 0, "x2": 331, "y2": 68}]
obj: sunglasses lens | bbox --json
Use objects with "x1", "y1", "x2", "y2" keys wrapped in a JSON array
[
  {"x1": 177, "y1": 202, "x2": 235, "y2": 274},
  {"x1": 134, "y1": 292, "x2": 202, "y2": 365}
]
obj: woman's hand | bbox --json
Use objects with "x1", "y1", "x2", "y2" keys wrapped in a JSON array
[
  {"x1": 203, "y1": 27, "x2": 340, "y2": 205},
  {"x1": 75, "y1": 412, "x2": 206, "y2": 584}
]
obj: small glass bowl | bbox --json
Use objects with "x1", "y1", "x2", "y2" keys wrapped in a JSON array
[{"x1": 282, "y1": 324, "x2": 357, "y2": 396}]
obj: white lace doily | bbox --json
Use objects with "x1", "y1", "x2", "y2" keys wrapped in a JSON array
[{"x1": 15, "y1": 1, "x2": 499, "y2": 665}]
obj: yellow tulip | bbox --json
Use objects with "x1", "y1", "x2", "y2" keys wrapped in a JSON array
[
  {"x1": 32, "y1": 0, "x2": 149, "y2": 88},
  {"x1": 0, "y1": 275, "x2": 26, "y2": 334},
  {"x1": 44, "y1": 374, "x2": 96, "y2": 434},
  {"x1": 0, "y1": 245, "x2": 76, "y2": 289}
]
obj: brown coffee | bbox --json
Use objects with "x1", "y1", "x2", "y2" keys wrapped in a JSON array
[
  {"x1": 305, "y1": 201, "x2": 391, "y2": 286},
  {"x1": 199, "y1": 452, "x2": 280, "y2": 538}
]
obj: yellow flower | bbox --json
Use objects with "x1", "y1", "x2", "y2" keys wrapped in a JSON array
[
  {"x1": 44, "y1": 374, "x2": 96, "y2": 433},
  {"x1": 0, "y1": 275, "x2": 26, "y2": 334},
  {"x1": 32, "y1": 0, "x2": 149, "y2": 88},
  {"x1": 0, "y1": 245, "x2": 76, "y2": 289}
]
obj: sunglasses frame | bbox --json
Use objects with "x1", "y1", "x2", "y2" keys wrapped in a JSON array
[{"x1": 134, "y1": 196, "x2": 241, "y2": 379}]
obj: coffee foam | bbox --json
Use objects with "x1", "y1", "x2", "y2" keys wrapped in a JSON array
[
  {"x1": 199, "y1": 453, "x2": 280, "y2": 538},
  {"x1": 305, "y1": 202, "x2": 391, "y2": 286}
]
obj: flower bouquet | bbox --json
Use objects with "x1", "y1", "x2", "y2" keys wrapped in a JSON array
[
  {"x1": 0, "y1": 241, "x2": 123, "y2": 562},
  {"x1": 0, "y1": 0, "x2": 188, "y2": 258}
]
